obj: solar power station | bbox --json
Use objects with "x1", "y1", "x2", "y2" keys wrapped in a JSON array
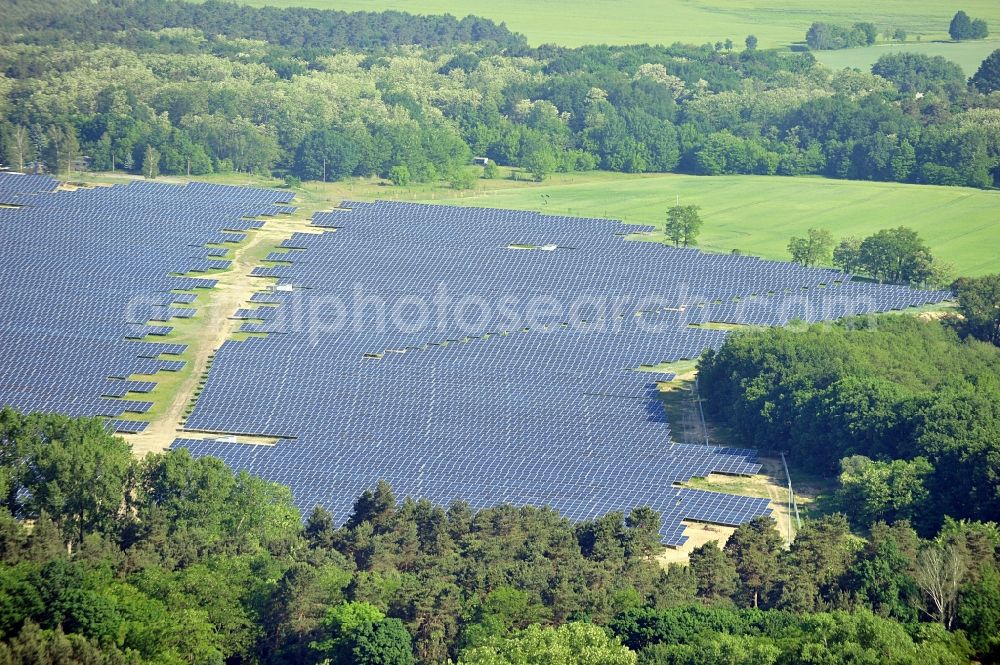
[
  {"x1": 0, "y1": 173, "x2": 293, "y2": 430},
  {"x1": 176, "y1": 199, "x2": 950, "y2": 545},
  {"x1": 0, "y1": 175, "x2": 952, "y2": 545}
]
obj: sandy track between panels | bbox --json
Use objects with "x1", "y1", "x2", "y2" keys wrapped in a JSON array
[
  {"x1": 657, "y1": 457, "x2": 804, "y2": 566},
  {"x1": 128, "y1": 217, "x2": 320, "y2": 456}
]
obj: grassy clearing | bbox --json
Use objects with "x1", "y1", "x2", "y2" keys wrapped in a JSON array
[
  {"x1": 114, "y1": 300, "x2": 211, "y2": 424},
  {"x1": 688, "y1": 322, "x2": 763, "y2": 331},
  {"x1": 659, "y1": 379, "x2": 706, "y2": 444},
  {"x1": 644, "y1": 359, "x2": 701, "y2": 378},
  {"x1": 234, "y1": 0, "x2": 1000, "y2": 50},
  {"x1": 119, "y1": 215, "x2": 320, "y2": 453},
  {"x1": 683, "y1": 474, "x2": 776, "y2": 500},
  {"x1": 243, "y1": 233, "x2": 292, "y2": 265},
  {"x1": 104, "y1": 221, "x2": 297, "y2": 431},
  {"x1": 231, "y1": 333, "x2": 269, "y2": 342},
  {"x1": 425, "y1": 171, "x2": 1000, "y2": 277},
  {"x1": 812, "y1": 38, "x2": 1000, "y2": 74}
]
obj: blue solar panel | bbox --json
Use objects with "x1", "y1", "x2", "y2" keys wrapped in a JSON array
[
  {"x1": 171, "y1": 200, "x2": 952, "y2": 545},
  {"x1": 105, "y1": 419, "x2": 149, "y2": 434},
  {"x1": 0, "y1": 174, "x2": 296, "y2": 431},
  {"x1": 0, "y1": 179, "x2": 953, "y2": 545},
  {"x1": 0, "y1": 173, "x2": 59, "y2": 203}
]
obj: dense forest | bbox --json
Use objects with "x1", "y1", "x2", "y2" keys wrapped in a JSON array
[
  {"x1": 0, "y1": 0, "x2": 526, "y2": 51},
  {"x1": 1, "y1": 0, "x2": 999, "y2": 188},
  {"x1": 699, "y1": 314, "x2": 1000, "y2": 535},
  {"x1": 0, "y1": 406, "x2": 997, "y2": 664}
]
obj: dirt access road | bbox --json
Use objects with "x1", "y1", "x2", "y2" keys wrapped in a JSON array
[{"x1": 127, "y1": 215, "x2": 320, "y2": 455}]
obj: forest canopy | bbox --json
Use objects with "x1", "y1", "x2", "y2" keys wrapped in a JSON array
[
  {"x1": 1, "y1": 0, "x2": 999, "y2": 188},
  {"x1": 698, "y1": 316, "x2": 1000, "y2": 534},
  {"x1": 0, "y1": 406, "x2": 997, "y2": 663}
]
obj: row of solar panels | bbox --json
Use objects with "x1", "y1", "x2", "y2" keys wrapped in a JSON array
[
  {"x1": 0, "y1": 174, "x2": 297, "y2": 435},
  {"x1": 173, "y1": 200, "x2": 952, "y2": 544},
  {"x1": 0, "y1": 176, "x2": 950, "y2": 545}
]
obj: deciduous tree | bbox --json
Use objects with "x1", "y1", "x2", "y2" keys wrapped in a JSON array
[
  {"x1": 950, "y1": 11, "x2": 972, "y2": 40},
  {"x1": 857, "y1": 226, "x2": 934, "y2": 285},
  {"x1": 950, "y1": 11, "x2": 988, "y2": 40},
  {"x1": 312, "y1": 602, "x2": 413, "y2": 665},
  {"x1": 972, "y1": 49, "x2": 1000, "y2": 93},
  {"x1": 664, "y1": 205, "x2": 704, "y2": 247},
  {"x1": 15, "y1": 416, "x2": 132, "y2": 552},
  {"x1": 459, "y1": 622, "x2": 636, "y2": 665},
  {"x1": 142, "y1": 144, "x2": 160, "y2": 179},
  {"x1": 787, "y1": 228, "x2": 833, "y2": 267},
  {"x1": 952, "y1": 273, "x2": 1000, "y2": 345},
  {"x1": 958, "y1": 565, "x2": 1000, "y2": 656},
  {"x1": 388, "y1": 165, "x2": 411, "y2": 187},
  {"x1": 833, "y1": 236, "x2": 862, "y2": 273},
  {"x1": 522, "y1": 144, "x2": 557, "y2": 182},
  {"x1": 5, "y1": 126, "x2": 30, "y2": 172},
  {"x1": 835, "y1": 455, "x2": 932, "y2": 527},
  {"x1": 915, "y1": 543, "x2": 966, "y2": 628}
]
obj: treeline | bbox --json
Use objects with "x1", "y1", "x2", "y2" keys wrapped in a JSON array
[
  {"x1": 0, "y1": 409, "x2": 997, "y2": 663},
  {"x1": 1, "y1": 0, "x2": 526, "y2": 52},
  {"x1": 1, "y1": 1, "x2": 999, "y2": 189},
  {"x1": 699, "y1": 316, "x2": 1000, "y2": 534},
  {"x1": 788, "y1": 226, "x2": 949, "y2": 287},
  {"x1": 807, "y1": 11, "x2": 991, "y2": 50}
]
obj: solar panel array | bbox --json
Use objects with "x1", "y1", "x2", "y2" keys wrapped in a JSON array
[
  {"x1": 0, "y1": 176, "x2": 953, "y2": 545},
  {"x1": 172, "y1": 200, "x2": 951, "y2": 545},
  {"x1": 0, "y1": 173, "x2": 293, "y2": 431},
  {"x1": 0, "y1": 173, "x2": 59, "y2": 201}
]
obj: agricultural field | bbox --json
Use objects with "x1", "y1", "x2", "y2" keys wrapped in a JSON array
[
  {"x1": 811, "y1": 38, "x2": 1000, "y2": 74},
  {"x1": 237, "y1": 0, "x2": 1000, "y2": 49}
]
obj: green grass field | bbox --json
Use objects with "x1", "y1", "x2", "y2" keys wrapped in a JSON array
[
  {"x1": 812, "y1": 38, "x2": 1000, "y2": 74},
  {"x1": 237, "y1": 0, "x2": 1000, "y2": 49}
]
